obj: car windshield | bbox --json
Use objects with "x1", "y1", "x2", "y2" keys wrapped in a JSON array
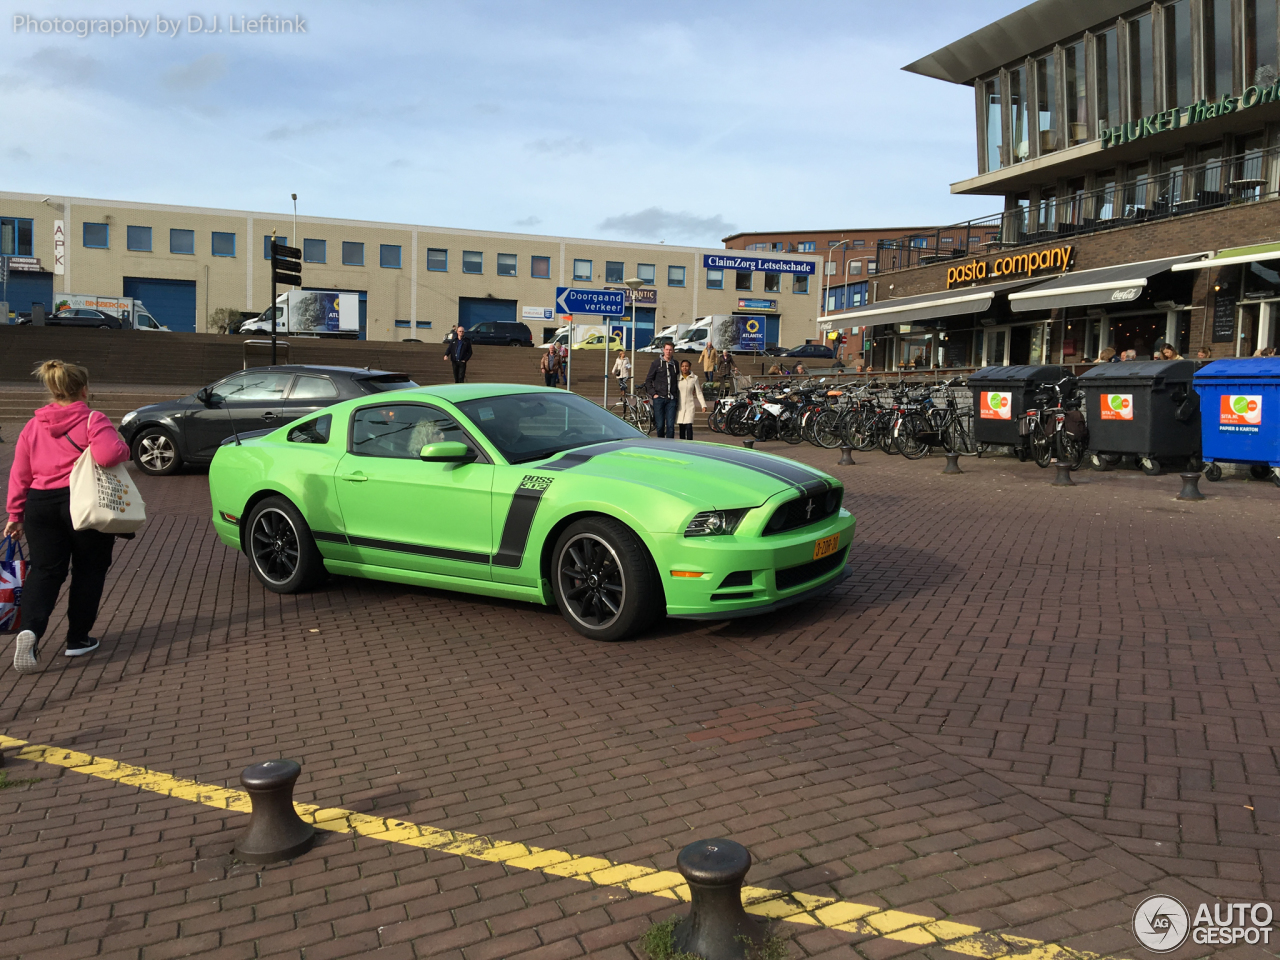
[{"x1": 456, "y1": 392, "x2": 642, "y2": 465}]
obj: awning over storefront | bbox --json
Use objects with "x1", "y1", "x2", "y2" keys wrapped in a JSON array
[
  {"x1": 1170, "y1": 242, "x2": 1280, "y2": 271},
  {"x1": 1007, "y1": 252, "x2": 1211, "y2": 312},
  {"x1": 822, "y1": 276, "x2": 1048, "y2": 327}
]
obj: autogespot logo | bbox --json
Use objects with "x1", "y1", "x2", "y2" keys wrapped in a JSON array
[{"x1": 1133, "y1": 895, "x2": 1189, "y2": 953}]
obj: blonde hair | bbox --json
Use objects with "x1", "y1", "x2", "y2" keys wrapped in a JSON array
[
  {"x1": 1098, "y1": 347, "x2": 1116, "y2": 362},
  {"x1": 34, "y1": 359, "x2": 90, "y2": 403}
]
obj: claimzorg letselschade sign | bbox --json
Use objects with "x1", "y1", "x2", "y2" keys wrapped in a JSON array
[{"x1": 945, "y1": 245, "x2": 1073, "y2": 289}]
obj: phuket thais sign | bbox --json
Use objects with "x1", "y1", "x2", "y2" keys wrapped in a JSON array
[
  {"x1": 946, "y1": 244, "x2": 1073, "y2": 289},
  {"x1": 1100, "y1": 79, "x2": 1280, "y2": 149}
]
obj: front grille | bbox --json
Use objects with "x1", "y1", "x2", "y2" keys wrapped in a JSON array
[
  {"x1": 775, "y1": 547, "x2": 847, "y2": 592},
  {"x1": 764, "y1": 485, "x2": 842, "y2": 535},
  {"x1": 711, "y1": 591, "x2": 759, "y2": 602},
  {"x1": 719, "y1": 570, "x2": 753, "y2": 588}
]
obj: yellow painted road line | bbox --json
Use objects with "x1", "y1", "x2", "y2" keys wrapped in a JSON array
[{"x1": 0, "y1": 734, "x2": 1130, "y2": 959}]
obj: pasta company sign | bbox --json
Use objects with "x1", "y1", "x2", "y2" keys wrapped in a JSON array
[{"x1": 946, "y1": 245, "x2": 1073, "y2": 289}]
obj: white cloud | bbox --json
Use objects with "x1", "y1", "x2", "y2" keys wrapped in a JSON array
[
  {"x1": 514, "y1": 215, "x2": 541, "y2": 226},
  {"x1": 163, "y1": 53, "x2": 227, "y2": 92},
  {"x1": 598, "y1": 208, "x2": 735, "y2": 243}
]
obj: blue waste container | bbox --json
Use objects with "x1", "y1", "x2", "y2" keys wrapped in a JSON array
[{"x1": 1193, "y1": 357, "x2": 1280, "y2": 483}]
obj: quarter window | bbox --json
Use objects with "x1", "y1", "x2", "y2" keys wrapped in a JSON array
[
  {"x1": 351, "y1": 404, "x2": 469, "y2": 459},
  {"x1": 427, "y1": 247, "x2": 447, "y2": 271},
  {"x1": 668, "y1": 265, "x2": 686, "y2": 287},
  {"x1": 497, "y1": 253, "x2": 517, "y2": 276},
  {"x1": 212, "y1": 232, "x2": 236, "y2": 257},
  {"x1": 303, "y1": 238, "x2": 326, "y2": 263},
  {"x1": 462, "y1": 250, "x2": 483, "y2": 274},
  {"x1": 83, "y1": 222, "x2": 109, "y2": 248},
  {"x1": 290, "y1": 375, "x2": 339, "y2": 399},
  {"x1": 287, "y1": 414, "x2": 333, "y2": 444},
  {"x1": 573, "y1": 258, "x2": 592, "y2": 281},
  {"x1": 170, "y1": 228, "x2": 195, "y2": 255},
  {"x1": 127, "y1": 226, "x2": 152, "y2": 252},
  {"x1": 342, "y1": 241, "x2": 364, "y2": 266}
]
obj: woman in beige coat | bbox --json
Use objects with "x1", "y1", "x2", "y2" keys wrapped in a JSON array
[
  {"x1": 676, "y1": 360, "x2": 706, "y2": 440},
  {"x1": 700, "y1": 342, "x2": 717, "y2": 382}
]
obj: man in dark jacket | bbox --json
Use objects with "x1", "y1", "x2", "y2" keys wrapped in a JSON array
[
  {"x1": 644, "y1": 342, "x2": 680, "y2": 439},
  {"x1": 444, "y1": 324, "x2": 473, "y2": 382}
]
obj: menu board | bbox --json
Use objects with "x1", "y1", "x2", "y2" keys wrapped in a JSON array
[{"x1": 1212, "y1": 292, "x2": 1236, "y2": 342}]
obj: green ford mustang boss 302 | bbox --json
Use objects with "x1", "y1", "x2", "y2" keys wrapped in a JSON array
[{"x1": 209, "y1": 384, "x2": 855, "y2": 641}]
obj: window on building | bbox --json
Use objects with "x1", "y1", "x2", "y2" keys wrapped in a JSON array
[
  {"x1": 0, "y1": 217, "x2": 34, "y2": 256},
  {"x1": 852, "y1": 239, "x2": 865, "y2": 247},
  {"x1": 605, "y1": 260, "x2": 624, "y2": 282},
  {"x1": 127, "y1": 225, "x2": 152, "y2": 252},
  {"x1": 416, "y1": 321, "x2": 432, "y2": 328},
  {"x1": 263, "y1": 235, "x2": 288, "y2": 259},
  {"x1": 797, "y1": 241, "x2": 815, "y2": 252},
  {"x1": 1164, "y1": 0, "x2": 1193, "y2": 107},
  {"x1": 1008, "y1": 65, "x2": 1029, "y2": 161},
  {"x1": 83, "y1": 222, "x2": 109, "y2": 248},
  {"x1": 170, "y1": 228, "x2": 195, "y2": 255},
  {"x1": 735, "y1": 271, "x2": 752, "y2": 291},
  {"x1": 303, "y1": 238, "x2": 326, "y2": 263},
  {"x1": 794, "y1": 274, "x2": 808, "y2": 294},
  {"x1": 867, "y1": 261, "x2": 878, "y2": 275},
  {"x1": 1036, "y1": 55, "x2": 1057, "y2": 153},
  {"x1": 342, "y1": 241, "x2": 364, "y2": 266},
  {"x1": 531, "y1": 255, "x2": 550, "y2": 279},
  {"x1": 380, "y1": 244, "x2": 402, "y2": 268},
  {"x1": 1128, "y1": 13, "x2": 1155, "y2": 118},
  {"x1": 427, "y1": 247, "x2": 447, "y2": 272},
  {"x1": 706, "y1": 268, "x2": 724, "y2": 290},
  {"x1": 1065, "y1": 41, "x2": 1088, "y2": 144},
  {"x1": 572, "y1": 258, "x2": 591, "y2": 281},
  {"x1": 668, "y1": 265, "x2": 686, "y2": 287},
  {"x1": 825, "y1": 261, "x2": 838, "y2": 276},
  {"x1": 496, "y1": 253, "x2": 517, "y2": 276},
  {"x1": 462, "y1": 250, "x2": 482, "y2": 274},
  {"x1": 212, "y1": 232, "x2": 236, "y2": 257},
  {"x1": 1207, "y1": 0, "x2": 1235, "y2": 98},
  {"x1": 1096, "y1": 27, "x2": 1121, "y2": 131},
  {"x1": 1245, "y1": 0, "x2": 1279, "y2": 88},
  {"x1": 984, "y1": 76, "x2": 1003, "y2": 171},
  {"x1": 848, "y1": 260, "x2": 862, "y2": 276},
  {"x1": 637, "y1": 263, "x2": 655, "y2": 284},
  {"x1": 763, "y1": 272, "x2": 780, "y2": 292}
]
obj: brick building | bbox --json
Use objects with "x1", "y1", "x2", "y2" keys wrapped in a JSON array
[{"x1": 826, "y1": 0, "x2": 1280, "y2": 371}]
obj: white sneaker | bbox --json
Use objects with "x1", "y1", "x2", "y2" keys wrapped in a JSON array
[{"x1": 13, "y1": 630, "x2": 38, "y2": 674}]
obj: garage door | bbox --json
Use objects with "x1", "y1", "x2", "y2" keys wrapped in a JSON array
[
  {"x1": 122, "y1": 277, "x2": 197, "y2": 332},
  {"x1": 458, "y1": 297, "x2": 516, "y2": 328},
  {"x1": 4, "y1": 271, "x2": 53, "y2": 317}
]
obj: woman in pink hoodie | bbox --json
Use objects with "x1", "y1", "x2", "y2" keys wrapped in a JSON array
[{"x1": 5, "y1": 360, "x2": 130, "y2": 673}]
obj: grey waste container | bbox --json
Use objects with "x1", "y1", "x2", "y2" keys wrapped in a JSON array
[
  {"x1": 968, "y1": 365, "x2": 1072, "y2": 452},
  {"x1": 1077, "y1": 360, "x2": 1199, "y2": 474}
]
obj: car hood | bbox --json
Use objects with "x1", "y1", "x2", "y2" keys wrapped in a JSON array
[
  {"x1": 126, "y1": 395, "x2": 199, "y2": 420},
  {"x1": 529, "y1": 438, "x2": 834, "y2": 508}
]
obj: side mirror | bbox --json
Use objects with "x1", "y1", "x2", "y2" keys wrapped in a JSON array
[
  {"x1": 420, "y1": 441, "x2": 477, "y2": 463},
  {"x1": 196, "y1": 386, "x2": 213, "y2": 405}
]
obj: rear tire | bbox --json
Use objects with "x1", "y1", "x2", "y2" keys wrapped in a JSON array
[
  {"x1": 1140, "y1": 457, "x2": 1164, "y2": 476},
  {"x1": 551, "y1": 517, "x2": 657, "y2": 642},
  {"x1": 133, "y1": 427, "x2": 183, "y2": 476},
  {"x1": 1204, "y1": 462, "x2": 1223, "y2": 481},
  {"x1": 245, "y1": 496, "x2": 327, "y2": 593}
]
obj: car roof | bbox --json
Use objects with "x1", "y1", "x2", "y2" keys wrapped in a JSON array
[
  {"x1": 242, "y1": 364, "x2": 405, "y2": 377},
  {"x1": 390, "y1": 383, "x2": 562, "y2": 403}
]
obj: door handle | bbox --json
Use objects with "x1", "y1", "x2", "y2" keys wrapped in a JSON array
[
  {"x1": 337, "y1": 473, "x2": 368, "y2": 482},
  {"x1": 262, "y1": 412, "x2": 277, "y2": 420}
]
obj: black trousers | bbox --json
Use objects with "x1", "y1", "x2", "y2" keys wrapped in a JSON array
[
  {"x1": 20, "y1": 487, "x2": 115, "y2": 644},
  {"x1": 678, "y1": 423, "x2": 694, "y2": 440},
  {"x1": 451, "y1": 361, "x2": 467, "y2": 383}
]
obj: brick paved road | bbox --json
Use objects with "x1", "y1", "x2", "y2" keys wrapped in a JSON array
[{"x1": 1, "y1": 428, "x2": 1278, "y2": 960}]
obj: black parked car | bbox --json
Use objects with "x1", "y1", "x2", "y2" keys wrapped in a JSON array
[
  {"x1": 34, "y1": 308, "x2": 125, "y2": 329},
  {"x1": 463, "y1": 320, "x2": 534, "y2": 346},
  {"x1": 779, "y1": 343, "x2": 835, "y2": 359},
  {"x1": 119, "y1": 365, "x2": 418, "y2": 475}
]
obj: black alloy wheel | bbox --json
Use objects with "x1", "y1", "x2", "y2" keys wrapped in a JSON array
[
  {"x1": 245, "y1": 497, "x2": 326, "y2": 593},
  {"x1": 552, "y1": 517, "x2": 657, "y2": 642}
]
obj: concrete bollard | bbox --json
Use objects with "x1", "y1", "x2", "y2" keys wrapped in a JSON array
[
  {"x1": 742, "y1": 439, "x2": 755, "y2": 449},
  {"x1": 1176, "y1": 472, "x2": 1205, "y2": 501},
  {"x1": 942, "y1": 452, "x2": 963, "y2": 474},
  {"x1": 1051, "y1": 461, "x2": 1075, "y2": 486},
  {"x1": 837, "y1": 445, "x2": 855, "y2": 466},
  {"x1": 234, "y1": 759, "x2": 315, "y2": 864},
  {"x1": 671, "y1": 839, "x2": 765, "y2": 960}
]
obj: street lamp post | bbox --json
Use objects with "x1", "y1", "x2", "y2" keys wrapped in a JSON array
[
  {"x1": 623, "y1": 277, "x2": 645, "y2": 396},
  {"x1": 822, "y1": 239, "x2": 851, "y2": 357},
  {"x1": 291, "y1": 193, "x2": 298, "y2": 285}
]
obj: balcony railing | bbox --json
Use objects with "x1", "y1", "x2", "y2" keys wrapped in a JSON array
[{"x1": 876, "y1": 144, "x2": 1280, "y2": 275}]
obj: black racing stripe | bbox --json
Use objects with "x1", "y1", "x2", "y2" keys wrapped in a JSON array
[
  {"x1": 642, "y1": 439, "x2": 830, "y2": 490},
  {"x1": 347, "y1": 534, "x2": 489, "y2": 566},
  {"x1": 541, "y1": 440, "x2": 643, "y2": 471},
  {"x1": 492, "y1": 477, "x2": 552, "y2": 569},
  {"x1": 312, "y1": 530, "x2": 350, "y2": 544}
]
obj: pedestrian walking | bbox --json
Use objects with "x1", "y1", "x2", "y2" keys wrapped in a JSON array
[
  {"x1": 644, "y1": 343, "x2": 680, "y2": 439},
  {"x1": 558, "y1": 342, "x2": 569, "y2": 387},
  {"x1": 676, "y1": 360, "x2": 706, "y2": 440},
  {"x1": 612, "y1": 352, "x2": 631, "y2": 394},
  {"x1": 443, "y1": 324, "x2": 473, "y2": 383},
  {"x1": 700, "y1": 341, "x2": 717, "y2": 383},
  {"x1": 6, "y1": 360, "x2": 130, "y2": 674},
  {"x1": 540, "y1": 344, "x2": 562, "y2": 387}
]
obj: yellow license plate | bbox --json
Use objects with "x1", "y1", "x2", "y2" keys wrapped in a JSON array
[{"x1": 813, "y1": 534, "x2": 840, "y2": 560}]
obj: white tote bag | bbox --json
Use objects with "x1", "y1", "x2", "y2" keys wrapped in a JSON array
[{"x1": 67, "y1": 431, "x2": 147, "y2": 535}]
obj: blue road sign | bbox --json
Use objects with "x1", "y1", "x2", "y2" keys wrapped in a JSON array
[{"x1": 556, "y1": 287, "x2": 626, "y2": 316}]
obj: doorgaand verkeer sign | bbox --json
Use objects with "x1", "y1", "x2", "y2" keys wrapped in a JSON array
[
  {"x1": 946, "y1": 245, "x2": 1073, "y2": 288},
  {"x1": 555, "y1": 287, "x2": 626, "y2": 315},
  {"x1": 703, "y1": 254, "x2": 815, "y2": 275},
  {"x1": 1101, "y1": 79, "x2": 1280, "y2": 149}
]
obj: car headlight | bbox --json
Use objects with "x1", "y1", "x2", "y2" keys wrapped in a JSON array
[
  {"x1": 121, "y1": 411, "x2": 137, "y2": 426},
  {"x1": 684, "y1": 509, "x2": 749, "y2": 537}
]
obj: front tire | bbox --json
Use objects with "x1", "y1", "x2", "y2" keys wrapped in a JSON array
[
  {"x1": 133, "y1": 427, "x2": 183, "y2": 476},
  {"x1": 551, "y1": 517, "x2": 658, "y2": 642},
  {"x1": 245, "y1": 496, "x2": 327, "y2": 593}
]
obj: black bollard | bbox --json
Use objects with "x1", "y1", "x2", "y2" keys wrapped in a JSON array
[
  {"x1": 234, "y1": 759, "x2": 315, "y2": 864},
  {"x1": 671, "y1": 839, "x2": 765, "y2": 960},
  {"x1": 1051, "y1": 461, "x2": 1075, "y2": 486},
  {"x1": 742, "y1": 439, "x2": 755, "y2": 449},
  {"x1": 942, "y1": 452, "x2": 963, "y2": 474},
  {"x1": 1176, "y1": 472, "x2": 1205, "y2": 501},
  {"x1": 837, "y1": 445, "x2": 854, "y2": 466}
]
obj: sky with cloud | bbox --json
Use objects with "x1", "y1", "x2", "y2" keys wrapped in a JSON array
[{"x1": 1, "y1": 1, "x2": 1026, "y2": 245}]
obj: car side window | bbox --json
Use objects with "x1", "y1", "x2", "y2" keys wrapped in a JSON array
[
  {"x1": 211, "y1": 372, "x2": 292, "y2": 403},
  {"x1": 287, "y1": 414, "x2": 332, "y2": 444},
  {"x1": 350, "y1": 404, "x2": 467, "y2": 458},
  {"x1": 290, "y1": 375, "x2": 339, "y2": 399}
]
